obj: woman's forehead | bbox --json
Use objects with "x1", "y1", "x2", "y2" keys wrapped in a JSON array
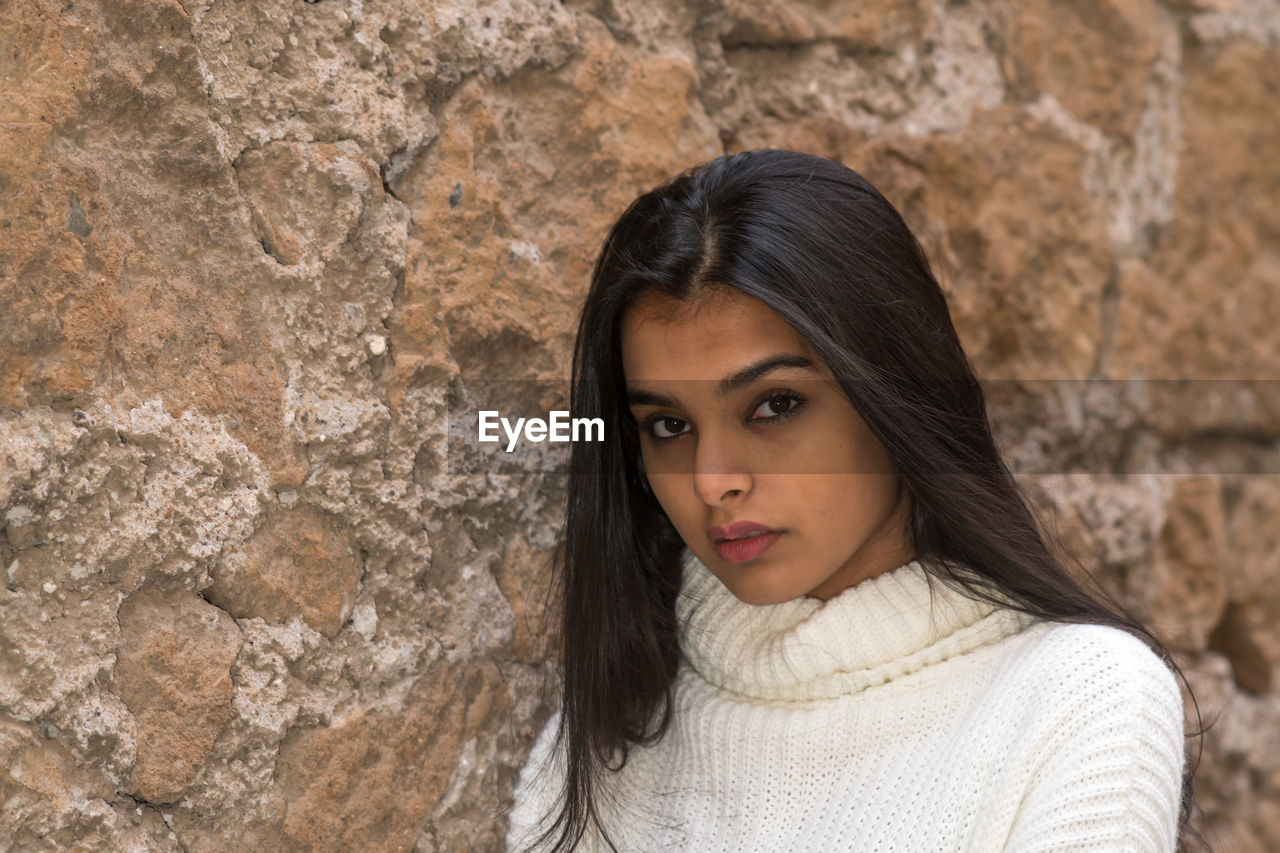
[{"x1": 620, "y1": 289, "x2": 820, "y2": 382}]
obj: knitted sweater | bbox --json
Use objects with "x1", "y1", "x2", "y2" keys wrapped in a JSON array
[{"x1": 506, "y1": 549, "x2": 1187, "y2": 852}]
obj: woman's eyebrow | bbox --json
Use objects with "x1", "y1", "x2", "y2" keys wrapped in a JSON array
[{"x1": 626, "y1": 353, "x2": 817, "y2": 408}]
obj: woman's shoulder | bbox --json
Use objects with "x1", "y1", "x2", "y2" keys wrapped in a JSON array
[
  {"x1": 994, "y1": 622, "x2": 1190, "y2": 851},
  {"x1": 1003, "y1": 619, "x2": 1184, "y2": 721}
]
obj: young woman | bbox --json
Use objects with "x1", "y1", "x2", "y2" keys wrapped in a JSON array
[{"x1": 505, "y1": 150, "x2": 1208, "y2": 852}]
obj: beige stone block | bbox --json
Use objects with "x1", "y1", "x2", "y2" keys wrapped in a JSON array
[
  {"x1": 1146, "y1": 477, "x2": 1229, "y2": 652},
  {"x1": 205, "y1": 504, "x2": 364, "y2": 639},
  {"x1": 1205, "y1": 478, "x2": 1280, "y2": 692},
  {"x1": 1110, "y1": 42, "x2": 1280, "y2": 383},
  {"x1": 234, "y1": 140, "x2": 382, "y2": 269},
  {"x1": 497, "y1": 535, "x2": 559, "y2": 665},
  {"x1": 848, "y1": 105, "x2": 1113, "y2": 381},
  {"x1": 1001, "y1": 0, "x2": 1160, "y2": 138},
  {"x1": 721, "y1": 0, "x2": 932, "y2": 50},
  {"x1": 113, "y1": 587, "x2": 242, "y2": 803},
  {"x1": 0, "y1": 713, "x2": 114, "y2": 810},
  {"x1": 271, "y1": 661, "x2": 491, "y2": 852}
]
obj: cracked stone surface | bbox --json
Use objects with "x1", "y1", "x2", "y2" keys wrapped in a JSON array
[
  {"x1": 2, "y1": 0, "x2": 1278, "y2": 849},
  {"x1": 113, "y1": 587, "x2": 243, "y2": 804}
]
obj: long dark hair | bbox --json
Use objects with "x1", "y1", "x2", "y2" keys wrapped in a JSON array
[{"x1": 526, "y1": 149, "x2": 1210, "y2": 852}]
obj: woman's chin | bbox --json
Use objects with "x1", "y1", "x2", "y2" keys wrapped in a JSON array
[{"x1": 711, "y1": 565, "x2": 807, "y2": 607}]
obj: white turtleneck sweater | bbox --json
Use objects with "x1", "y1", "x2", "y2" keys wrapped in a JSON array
[{"x1": 506, "y1": 549, "x2": 1187, "y2": 852}]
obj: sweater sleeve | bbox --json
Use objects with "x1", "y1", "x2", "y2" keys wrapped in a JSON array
[
  {"x1": 506, "y1": 708, "x2": 566, "y2": 853},
  {"x1": 1003, "y1": 626, "x2": 1188, "y2": 853}
]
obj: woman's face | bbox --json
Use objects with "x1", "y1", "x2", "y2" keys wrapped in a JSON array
[{"x1": 621, "y1": 287, "x2": 915, "y2": 605}]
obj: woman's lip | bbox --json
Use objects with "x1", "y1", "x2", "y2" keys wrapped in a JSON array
[
  {"x1": 707, "y1": 521, "x2": 779, "y2": 543},
  {"x1": 715, "y1": 531, "x2": 782, "y2": 564}
]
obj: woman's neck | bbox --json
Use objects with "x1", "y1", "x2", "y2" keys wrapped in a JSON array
[{"x1": 676, "y1": 548, "x2": 1038, "y2": 703}]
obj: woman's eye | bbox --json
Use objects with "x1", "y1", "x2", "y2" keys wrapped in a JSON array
[
  {"x1": 651, "y1": 417, "x2": 689, "y2": 439},
  {"x1": 642, "y1": 393, "x2": 804, "y2": 443},
  {"x1": 751, "y1": 393, "x2": 802, "y2": 421}
]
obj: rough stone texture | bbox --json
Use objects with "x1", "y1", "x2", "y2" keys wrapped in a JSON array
[
  {"x1": 720, "y1": 0, "x2": 934, "y2": 50},
  {"x1": 1215, "y1": 478, "x2": 1280, "y2": 694},
  {"x1": 1145, "y1": 477, "x2": 1230, "y2": 652},
  {"x1": 2, "y1": 0, "x2": 1278, "y2": 850},
  {"x1": 113, "y1": 587, "x2": 242, "y2": 803},
  {"x1": 205, "y1": 503, "x2": 365, "y2": 639},
  {"x1": 847, "y1": 106, "x2": 1115, "y2": 382},
  {"x1": 1002, "y1": 0, "x2": 1162, "y2": 138}
]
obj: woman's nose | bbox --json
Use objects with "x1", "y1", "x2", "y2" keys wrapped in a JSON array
[{"x1": 692, "y1": 432, "x2": 752, "y2": 506}]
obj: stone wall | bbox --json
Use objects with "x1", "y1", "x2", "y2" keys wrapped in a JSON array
[{"x1": 2, "y1": 0, "x2": 1277, "y2": 849}]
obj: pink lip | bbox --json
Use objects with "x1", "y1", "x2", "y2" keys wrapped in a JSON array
[
  {"x1": 708, "y1": 521, "x2": 783, "y2": 564},
  {"x1": 708, "y1": 521, "x2": 778, "y2": 543},
  {"x1": 715, "y1": 531, "x2": 782, "y2": 564}
]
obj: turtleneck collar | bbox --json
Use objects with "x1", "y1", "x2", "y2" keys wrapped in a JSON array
[{"x1": 676, "y1": 548, "x2": 1039, "y2": 703}]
